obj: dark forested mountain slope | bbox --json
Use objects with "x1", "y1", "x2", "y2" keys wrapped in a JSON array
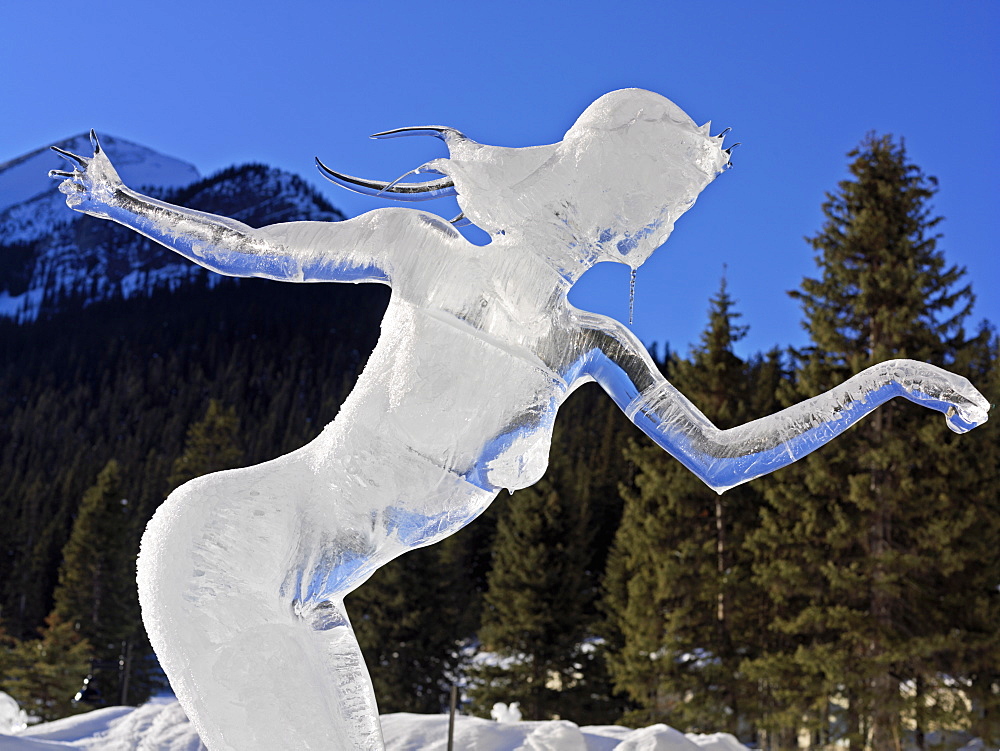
[
  {"x1": 0, "y1": 276, "x2": 388, "y2": 638},
  {"x1": 0, "y1": 156, "x2": 364, "y2": 637},
  {"x1": 0, "y1": 155, "x2": 343, "y2": 323}
]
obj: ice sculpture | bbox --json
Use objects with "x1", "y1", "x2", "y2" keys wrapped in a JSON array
[{"x1": 49, "y1": 90, "x2": 989, "y2": 750}]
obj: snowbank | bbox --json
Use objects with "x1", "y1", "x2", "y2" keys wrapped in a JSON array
[
  {"x1": 0, "y1": 697, "x2": 748, "y2": 750},
  {"x1": 0, "y1": 692, "x2": 35, "y2": 735}
]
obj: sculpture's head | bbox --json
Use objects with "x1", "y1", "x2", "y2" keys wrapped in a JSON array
[{"x1": 318, "y1": 89, "x2": 731, "y2": 276}]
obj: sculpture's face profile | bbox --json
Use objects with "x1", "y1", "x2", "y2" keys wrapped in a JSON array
[
  {"x1": 316, "y1": 89, "x2": 731, "y2": 278},
  {"x1": 440, "y1": 89, "x2": 731, "y2": 272}
]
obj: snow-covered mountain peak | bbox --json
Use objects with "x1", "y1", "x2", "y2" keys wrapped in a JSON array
[
  {"x1": 0, "y1": 133, "x2": 200, "y2": 216},
  {"x1": 0, "y1": 134, "x2": 343, "y2": 324}
]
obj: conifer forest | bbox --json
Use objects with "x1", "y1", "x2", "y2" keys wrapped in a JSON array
[{"x1": 1, "y1": 135, "x2": 997, "y2": 750}]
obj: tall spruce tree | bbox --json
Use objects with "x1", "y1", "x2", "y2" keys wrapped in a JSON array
[
  {"x1": 166, "y1": 399, "x2": 245, "y2": 493},
  {"x1": 745, "y1": 134, "x2": 988, "y2": 750},
  {"x1": 0, "y1": 617, "x2": 15, "y2": 692},
  {"x1": 940, "y1": 326, "x2": 1000, "y2": 747},
  {"x1": 470, "y1": 472, "x2": 594, "y2": 721},
  {"x1": 4, "y1": 613, "x2": 92, "y2": 722},
  {"x1": 603, "y1": 279, "x2": 780, "y2": 739},
  {"x1": 346, "y1": 536, "x2": 476, "y2": 714},
  {"x1": 50, "y1": 460, "x2": 141, "y2": 706}
]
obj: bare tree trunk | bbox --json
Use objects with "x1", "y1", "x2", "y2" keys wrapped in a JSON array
[
  {"x1": 715, "y1": 495, "x2": 740, "y2": 736},
  {"x1": 868, "y1": 406, "x2": 901, "y2": 751},
  {"x1": 913, "y1": 674, "x2": 926, "y2": 751},
  {"x1": 846, "y1": 690, "x2": 862, "y2": 751},
  {"x1": 870, "y1": 672, "x2": 901, "y2": 750}
]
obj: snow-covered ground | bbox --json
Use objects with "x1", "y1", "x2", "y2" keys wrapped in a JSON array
[{"x1": 0, "y1": 695, "x2": 748, "y2": 750}]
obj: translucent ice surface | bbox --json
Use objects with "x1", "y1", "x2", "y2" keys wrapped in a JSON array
[{"x1": 49, "y1": 89, "x2": 990, "y2": 750}]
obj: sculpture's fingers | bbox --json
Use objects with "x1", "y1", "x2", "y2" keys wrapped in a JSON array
[
  {"x1": 960, "y1": 399, "x2": 990, "y2": 424},
  {"x1": 51, "y1": 146, "x2": 89, "y2": 168},
  {"x1": 90, "y1": 129, "x2": 103, "y2": 154},
  {"x1": 48, "y1": 169, "x2": 77, "y2": 179},
  {"x1": 946, "y1": 408, "x2": 977, "y2": 434},
  {"x1": 945, "y1": 392, "x2": 990, "y2": 432},
  {"x1": 57, "y1": 180, "x2": 85, "y2": 196}
]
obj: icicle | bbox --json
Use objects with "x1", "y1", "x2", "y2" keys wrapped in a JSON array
[{"x1": 628, "y1": 266, "x2": 637, "y2": 325}]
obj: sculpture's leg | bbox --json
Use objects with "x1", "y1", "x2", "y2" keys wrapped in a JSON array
[
  {"x1": 297, "y1": 598, "x2": 385, "y2": 747},
  {"x1": 137, "y1": 459, "x2": 386, "y2": 751}
]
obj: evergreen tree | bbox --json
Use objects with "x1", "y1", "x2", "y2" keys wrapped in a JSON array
[
  {"x1": 346, "y1": 536, "x2": 476, "y2": 714},
  {"x1": 470, "y1": 473, "x2": 594, "y2": 721},
  {"x1": 0, "y1": 618, "x2": 15, "y2": 688},
  {"x1": 603, "y1": 279, "x2": 779, "y2": 740},
  {"x1": 167, "y1": 399, "x2": 245, "y2": 492},
  {"x1": 4, "y1": 613, "x2": 92, "y2": 722},
  {"x1": 745, "y1": 134, "x2": 988, "y2": 749},
  {"x1": 50, "y1": 460, "x2": 144, "y2": 706},
  {"x1": 0, "y1": 267, "x2": 385, "y2": 643},
  {"x1": 941, "y1": 327, "x2": 1000, "y2": 747}
]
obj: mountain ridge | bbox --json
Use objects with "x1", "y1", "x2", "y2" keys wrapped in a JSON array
[
  {"x1": 0, "y1": 133, "x2": 201, "y2": 218},
  {"x1": 0, "y1": 135, "x2": 345, "y2": 322}
]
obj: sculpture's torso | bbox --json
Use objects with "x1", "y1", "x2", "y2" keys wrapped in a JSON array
[{"x1": 343, "y1": 232, "x2": 581, "y2": 496}]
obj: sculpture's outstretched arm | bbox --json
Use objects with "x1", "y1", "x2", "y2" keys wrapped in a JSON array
[
  {"x1": 48, "y1": 132, "x2": 392, "y2": 284},
  {"x1": 574, "y1": 313, "x2": 990, "y2": 493}
]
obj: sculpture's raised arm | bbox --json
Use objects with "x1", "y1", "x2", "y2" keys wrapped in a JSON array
[
  {"x1": 49, "y1": 132, "x2": 394, "y2": 285},
  {"x1": 575, "y1": 313, "x2": 990, "y2": 494}
]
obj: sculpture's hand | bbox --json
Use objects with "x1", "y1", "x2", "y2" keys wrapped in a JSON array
[
  {"x1": 48, "y1": 130, "x2": 123, "y2": 214},
  {"x1": 944, "y1": 400, "x2": 990, "y2": 434},
  {"x1": 892, "y1": 362, "x2": 991, "y2": 434}
]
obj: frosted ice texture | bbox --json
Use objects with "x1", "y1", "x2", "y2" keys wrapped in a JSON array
[{"x1": 49, "y1": 89, "x2": 989, "y2": 750}]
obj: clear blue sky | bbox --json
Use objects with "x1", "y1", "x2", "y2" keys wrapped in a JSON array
[{"x1": 3, "y1": 1, "x2": 997, "y2": 358}]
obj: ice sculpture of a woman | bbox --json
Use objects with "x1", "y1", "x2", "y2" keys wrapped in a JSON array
[{"x1": 50, "y1": 90, "x2": 988, "y2": 750}]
